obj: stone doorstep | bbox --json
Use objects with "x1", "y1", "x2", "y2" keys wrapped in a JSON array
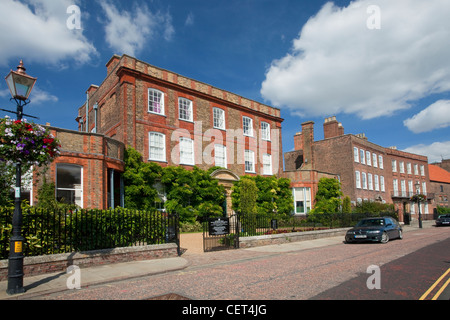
[{"x1": 0, "y1": 243, "x2": 178, "y2": 280}]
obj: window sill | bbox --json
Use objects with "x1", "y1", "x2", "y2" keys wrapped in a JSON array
[
  {"x1": 148, "y1": 159, "x2": 167, "y2": 163},
  {"x1": 147, "y1": 111, "x2": 166, "y2": 117}
]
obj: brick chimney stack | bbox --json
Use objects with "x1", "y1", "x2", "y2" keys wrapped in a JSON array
[
  {"x1": 323, "y1": 116, "x2": 344, "y2": 139},
  {"x1": 301, "y1": 121, "x2": 314, "y2": 170},
  {"x1": 294, "y1": 132, "x2": 303, "y2": 150}
]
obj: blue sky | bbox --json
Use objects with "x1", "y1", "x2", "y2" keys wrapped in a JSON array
[{"x1": 1, "y1": 0, "x2": 450, "y2": 164}]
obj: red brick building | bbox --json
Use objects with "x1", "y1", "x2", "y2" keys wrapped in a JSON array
[
  {"x1": 284, "y1": 116, "x2": 435, "y2": 222},
  {"x1": 32, "y1": 127, "x2": 125, "y2": 209},
  {"x1": 429, "y1": 163, "x2": 450, "y2": 209},
  {"x1": 61, "y1": 54, "x2": 283, "y2": 210}
]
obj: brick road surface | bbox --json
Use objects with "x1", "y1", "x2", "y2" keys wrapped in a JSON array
[{"x1": 32, "y1": 225, "x2": 450, "y2": 300}]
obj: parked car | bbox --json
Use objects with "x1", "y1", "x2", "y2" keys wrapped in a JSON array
[
  {"x1": 345, "y1": 217, "x2": 403, "y2": 244},
  {"x1": 436, "y1": 214, "x2": 450, "y2": 226}
]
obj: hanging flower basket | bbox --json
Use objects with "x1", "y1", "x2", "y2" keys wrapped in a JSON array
[
  {"x1": 410, "y1": 194, "x2": 427, "y2": 202},
  {"x1": 0, "y1": 116, "x2": 60, "y2": 167}
]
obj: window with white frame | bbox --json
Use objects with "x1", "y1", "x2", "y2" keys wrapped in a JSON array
[
  {"x1": 148, "y1": 88, "x2": 164, "y2": 115},
  {"x1": 366, "y1": 151, "x2": 371, "y2": 166},
  {"x1": 360, "y1": 149, "x2": 365, "y2": 164},
  {"x1": 262, "y1": 154, "x2": 272, "y2": 175},
  {"x1": 244, "y1": 150, "x2": 255, "y2": 173},
  {"x1": 178, "y1": 98, "x2": 193, "y2": 122},
  {"x1": 372, "y1": 153, "x2": 378, "y2": 167},
  {"x1": 180, "y1": 137, "x2": 194, "y2": 165},
  {"x1": 407, "y1": 163, "x2": 412, "y2": 174},
  {"x1": 374, "y1": 174, "x2": 379, "y2": 191},
  {"x1": 354, "y1": 147, "x2": 359, "y2": 162},
  {"x1": 362, "y1": 172, "x2": 367, "y2": 189},
  {"x1": 293, "y1": 187, "x2": 312, "y2": 214},
  {"x1": 401, "y1": 180, "x2": 406, "y2": 197},
  {"x1": 379, "y1": 155, "x2": 384, "y2": 169},
  {"x1": 399, "y1": 161, "x2": 405, "y2": 174},
  {"x1": 261, "y1": 122, "x2": 270, "y2": 141},
  {"x1": 243, "y1": 116, "x2": 253, "y2": 136},
  {"x1": 149, "y1": 132, "x2": 166, "y2": 162},
  {"x1": 56, "y1": 164, "x2": 83, "y2": 208},
  {"x1": 214, "y1": 144, "x2": 227, "y2": 168},
  {"x1": 414, "y1": 164, "x2": 419, "y2": 175},
  {"x1": 422, "y1": 181, "x2": 427, "y2": 194},
  {"x1": 420, "y1": 165, "x2": 425, "y2": 176},
  {"x1": 393, "y1": 179, "x2": 398, "y2": 196},
  {"x1": 380, "y1": 176, "x2": 385, "y2": 192},
  {"x1": 356, "y1": 171, "x2": 361, "y2": 189},
  {"x1": 213, "y1": 107, "x2": 225, "y2": 130},
  {"x1": 368, "y1": 173, "x2": 373, "y2": 190},
  {"x1": 392, "y1": 159, "x2": 397, "y2": 172}
]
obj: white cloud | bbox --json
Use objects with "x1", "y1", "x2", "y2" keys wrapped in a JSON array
[
  {"x1": 0, "y1": 0, "x2": 98, "y2": 66},
  {"x1": 261, "y1": 0, "x2": 450, "y2": 119},
  {"x1": 403, "y1": 100, "x2": 450, "y2": 133},
  {"x1": 403, "y1": 141, "x2": 450, "y2": 163},
  {"x1": 29, "y1": 87, "x2": 58, "y2": 105},
  {"x1": 185, "y1": 12, "x2": 195, "y2": 26},
  {"x1": 100, "y1": 1, "x2": 174, "y2": 57}
]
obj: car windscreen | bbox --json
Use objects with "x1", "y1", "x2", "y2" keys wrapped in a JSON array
[{"x1": 355, "y1": 219, "x2": 385, "y2": 227}]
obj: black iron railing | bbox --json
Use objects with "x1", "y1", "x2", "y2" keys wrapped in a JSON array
[{"x1": 0, "y1": 207, "x2": 179, "y2": 259}]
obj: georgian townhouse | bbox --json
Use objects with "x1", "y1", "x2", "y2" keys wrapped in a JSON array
[
  {"x1": 284, "y1": 116, "x2": 435, "y2": 223},
  {"x1": 70, "y1": 54, "x2": 283, "y2": 211}
]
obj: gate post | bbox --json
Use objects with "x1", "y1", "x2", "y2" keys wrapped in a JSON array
[{"x1": 234, "y1": 214, "x2": 240, "y2": 249}]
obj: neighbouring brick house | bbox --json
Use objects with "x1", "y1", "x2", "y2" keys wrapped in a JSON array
[
  {"x1": 428, "y1": 163, "x2": 450, "y2": 209},
  {"x1": 68, "y1": 54, "x2": 283, "y2": 212},
  {"x1": 284, "y1": 116, "x2": 435, "y2": 222},
  {"x1": 31, "y1": 127, "x2": 125, "y2": 209}
]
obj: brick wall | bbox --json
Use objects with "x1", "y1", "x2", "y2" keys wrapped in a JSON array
[
  {"x1": 0, "y1": 243, "x2": 178, "y2": 280},
  {"x1": 77, "y1": 54, "x2": 284, "y2": 178}
]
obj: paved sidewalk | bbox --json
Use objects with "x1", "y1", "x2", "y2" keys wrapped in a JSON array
[{"x1": 0, "y1": 220, "x2": 435, "y2": 300}]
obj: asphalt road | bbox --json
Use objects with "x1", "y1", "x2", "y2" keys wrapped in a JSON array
[{"x1": 33, "y1": 226, "x2": 449, "y2": 302}]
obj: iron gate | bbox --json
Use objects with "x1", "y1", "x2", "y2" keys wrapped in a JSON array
[{"x1": 203, "y1": 214, "x2": 239, "y2": 252}]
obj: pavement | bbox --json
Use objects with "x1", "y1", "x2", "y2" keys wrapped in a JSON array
[{"x1": 0, "y1": 220, "x2": 436, "y2": 300}]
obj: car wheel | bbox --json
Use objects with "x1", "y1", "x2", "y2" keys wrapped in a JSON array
[
  {"x1": 380, "y1": 231, "x2": 389, "y2": 244},
  {"x1": 398, "y1": 230, "x2": 403, "y2": 240}
]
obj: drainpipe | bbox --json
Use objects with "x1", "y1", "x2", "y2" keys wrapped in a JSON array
[
  {"x1": 85, "y1": 92, "x2": 89, "y2": 132},
  {"x1": 93, "y1": 102, "x2": 98, "y2": 133}
]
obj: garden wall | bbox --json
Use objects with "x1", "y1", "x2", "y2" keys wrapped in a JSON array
[
  {"x1": 0, "y1": 243, "x2": 178, "y2": 281},
  {"x1": 239, "y1": 228, "x2": 350, "y2": 248}
]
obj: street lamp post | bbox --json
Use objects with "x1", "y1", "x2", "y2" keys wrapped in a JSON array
[
  {"x1": 415, "y1": 182, "x2": 423, "y2": 229},
  {"x1": 4, "y1": 60, "x2": 36, "y2": 295}
]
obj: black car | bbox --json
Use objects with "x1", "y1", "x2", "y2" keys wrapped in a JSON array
[
  {"x1": 436, "y1": 214, "x2": 450, "y2": 226},
  {"x1": 345, "y1": 217, "x2": 403, "y2": 244}
]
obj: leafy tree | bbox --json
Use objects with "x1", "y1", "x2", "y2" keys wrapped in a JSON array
[
  {"x1": 231, "y1": 175, "x2": 293, "y2": 216},
  {"x1": 237, "y1": 177, "x2": 258, "y2": 215},
  {"x1": 310, "y1": 178, "x2": 343, "y2": 214},
  {"x1": 342, "y1": 196, "x2": 352, "y2": 214},
  {"x1": 123, "y1": 147, "x2": 161, "y2": 210},
  {"x1": 122, "y1": 147, "x2": 225, "y2": 224}
]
